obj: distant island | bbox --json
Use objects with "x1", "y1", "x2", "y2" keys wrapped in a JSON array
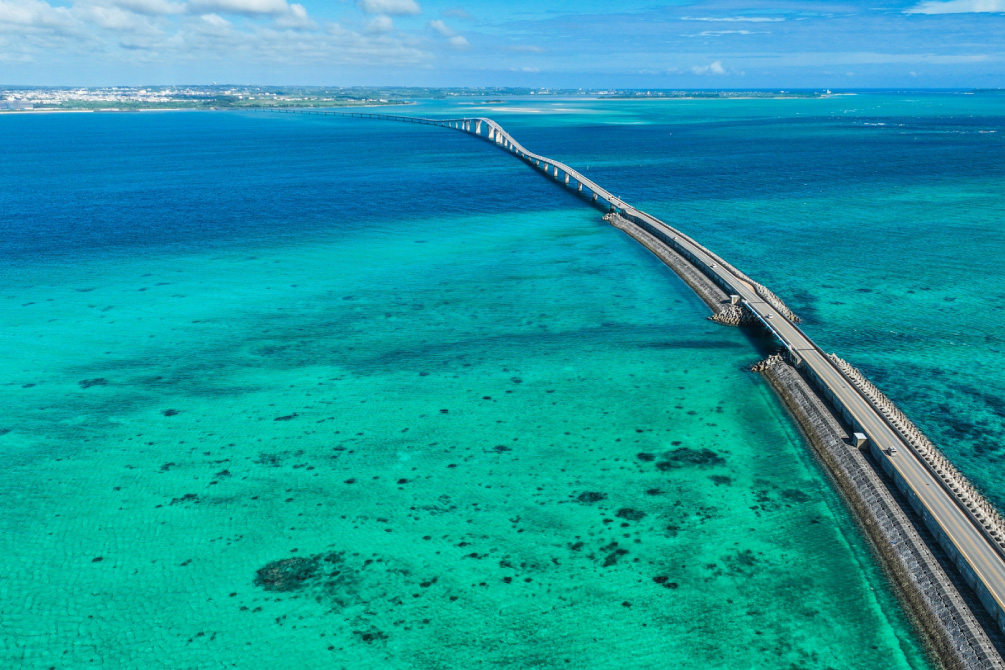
[
  {"x1": 1, "y1": 85, "x2": 842, "y2": 112},
  {"x1": 0, "y1": 85, "x2": 416, "y2": 112},
  {"x1": 4, "y1": 85, "x2": 994, "y2": 113}
]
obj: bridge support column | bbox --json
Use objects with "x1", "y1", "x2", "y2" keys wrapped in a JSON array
[
  {"x1": 592, "y1": 193, "x2": 599, "y2": 202},
  {"x1": 488, "y1": 127, "x2": 495, "y2": 140},
  {"x1": 577, "y1": 183, "x2": 583, "y2": 192},
  {"x1": 475, "y1": 120, "x2": 482, "y2": 135},
  {"x1": 564, "y1": 173, "x2": 570, "y2": 184}
]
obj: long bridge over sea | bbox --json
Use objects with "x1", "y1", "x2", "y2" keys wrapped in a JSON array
[{"x1": 275, "y1": 108, "x2": 1005, "y2": 663}]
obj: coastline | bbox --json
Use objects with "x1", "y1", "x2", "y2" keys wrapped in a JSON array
[{"x1": 0, "y1": 102, "x2": 415, "y2": 114}]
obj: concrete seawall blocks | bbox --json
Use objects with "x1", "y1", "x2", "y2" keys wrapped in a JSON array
[
  {"x1": 606, "y1": 213, "x2": 802, "y2": 323},
  {"x1": 603, "y1": 213, "x2": 758, "y2": 325},
  {"x1": 830, "y1": 355, "x2": 1005, "y2": 554},
  {"x1": 758, "y1": 357, "x2": 1005, "y2": 670}
]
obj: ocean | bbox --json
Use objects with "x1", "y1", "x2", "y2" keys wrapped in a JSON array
[{"x1": 2, "y1": 92, "x2": 1000, "y2": 668}]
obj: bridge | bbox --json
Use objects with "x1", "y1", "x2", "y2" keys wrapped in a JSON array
[{"x1": 272, "y1": 108, "x2": 1005, "y2": 638}]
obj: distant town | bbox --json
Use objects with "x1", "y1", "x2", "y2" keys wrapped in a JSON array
[
  {"x1": 0, "y1": 85, "x2": 848, "y2": 112},
  {"x1": 0, "y1": 85, "x2": 414, "y2": 111}
]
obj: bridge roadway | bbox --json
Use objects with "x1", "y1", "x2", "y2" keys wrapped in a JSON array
[{"x1": 275, "y1": 108, "x2": 1005, "y2": 627}]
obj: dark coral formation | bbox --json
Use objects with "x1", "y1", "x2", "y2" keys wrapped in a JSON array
[
  {"x1": 254, "y1": 557, "x2": 319, "y2": 592},
  {"x1": 616, "y1": 508, "x2": 646, "y2": 521},
  {"x1": 654, "y1": 447, "x2": 726, "y2": 471}
]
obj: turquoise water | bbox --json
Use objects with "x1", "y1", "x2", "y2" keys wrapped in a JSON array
[{"x1": 5, "y1": 94, "x2": 998, "y2": 668}]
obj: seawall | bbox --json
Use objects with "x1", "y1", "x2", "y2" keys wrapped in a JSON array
[
  {"x1": 604, "y1": 213, "x2": 758, "y2": 327},
  {"x1": 758, "y1": 357, "x2": 1005, "y2": 670}
]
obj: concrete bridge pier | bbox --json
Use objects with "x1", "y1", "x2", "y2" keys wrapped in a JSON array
[
  {"x1": 475, "y1": 120, "x2": 482, "y2": 135},
  {"x1": 488, "y1": 127, "x2": 495, "y2": 141},
  {"x1": 564, "y1": 173, "x2": 570, "y2": 184},
  {"x1": 592, "y1": 193, "x2": 599, "y2": 202},
  {"x1": 577, "y1": 183, "x2": 583, "y2": 192}
]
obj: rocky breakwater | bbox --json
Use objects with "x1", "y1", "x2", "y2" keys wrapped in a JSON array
[
  {"x1": 755, "y1": 355, "x2": 1005, "y2": 670},
  {"x1": 603, "y1": 213, "x2": 758, "y2": 327},
  {"x1": 830, "y1": 355, "x2": 1005, "y2": 555},
  {"x1": 606, "y1": 212, "x2": 801, "y2": 323},
  {"x1": 604, "y1": 213, "x2": 760, "y2": 327}
]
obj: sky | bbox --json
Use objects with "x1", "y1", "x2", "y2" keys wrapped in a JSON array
[{"x1": 1, "y1": 0, "x2": 1003, "y2": 87}]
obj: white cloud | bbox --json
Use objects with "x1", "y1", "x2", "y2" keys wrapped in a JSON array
[
  {"x1": 428, "y1": 18, "x2": 454, "y2": 36},
  {"x1": 357, "y1": 0, "x2": 420, "y2": 16},
  {"x1": 75, "y1": 4, "x2": 161, "y2": 32},
  {"x1": 906, "y1": 0, "x2": 1005, "y2": 13},
  {"x1": 681, "y1": 16, "x2": 785, "y2": 22},
  {"x1": 366, "y1": 14, "x2": 393, "y2": 32},
  {"x1": 111, "y1": 0, "x2": 185, "y2": 15},
  {"x1": 273, "y1": 3, "x2": 314, "y2": 29},
  {"x1": 188, "y1": 0, "x2": 290, "y2": 16},
  {"x1": 691, "y1": 60, "x2": 727, "y2": 74},
  {"x1": 448, "y1": 34, "x2": 468, "y2": 48},
  {"x1": 0, "y1": 0, "x2": 439, "y2": 68},
  {"x1": 197, "y1": 12, "x2": 230, "y2": 30},
  {"x1": 0, "y1": 0, "x2": 75, "y2": 30}
]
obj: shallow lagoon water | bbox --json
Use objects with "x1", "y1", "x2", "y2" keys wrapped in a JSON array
[{"x1": 2, "y1": 97, "x2": 992, "y2": 668}]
